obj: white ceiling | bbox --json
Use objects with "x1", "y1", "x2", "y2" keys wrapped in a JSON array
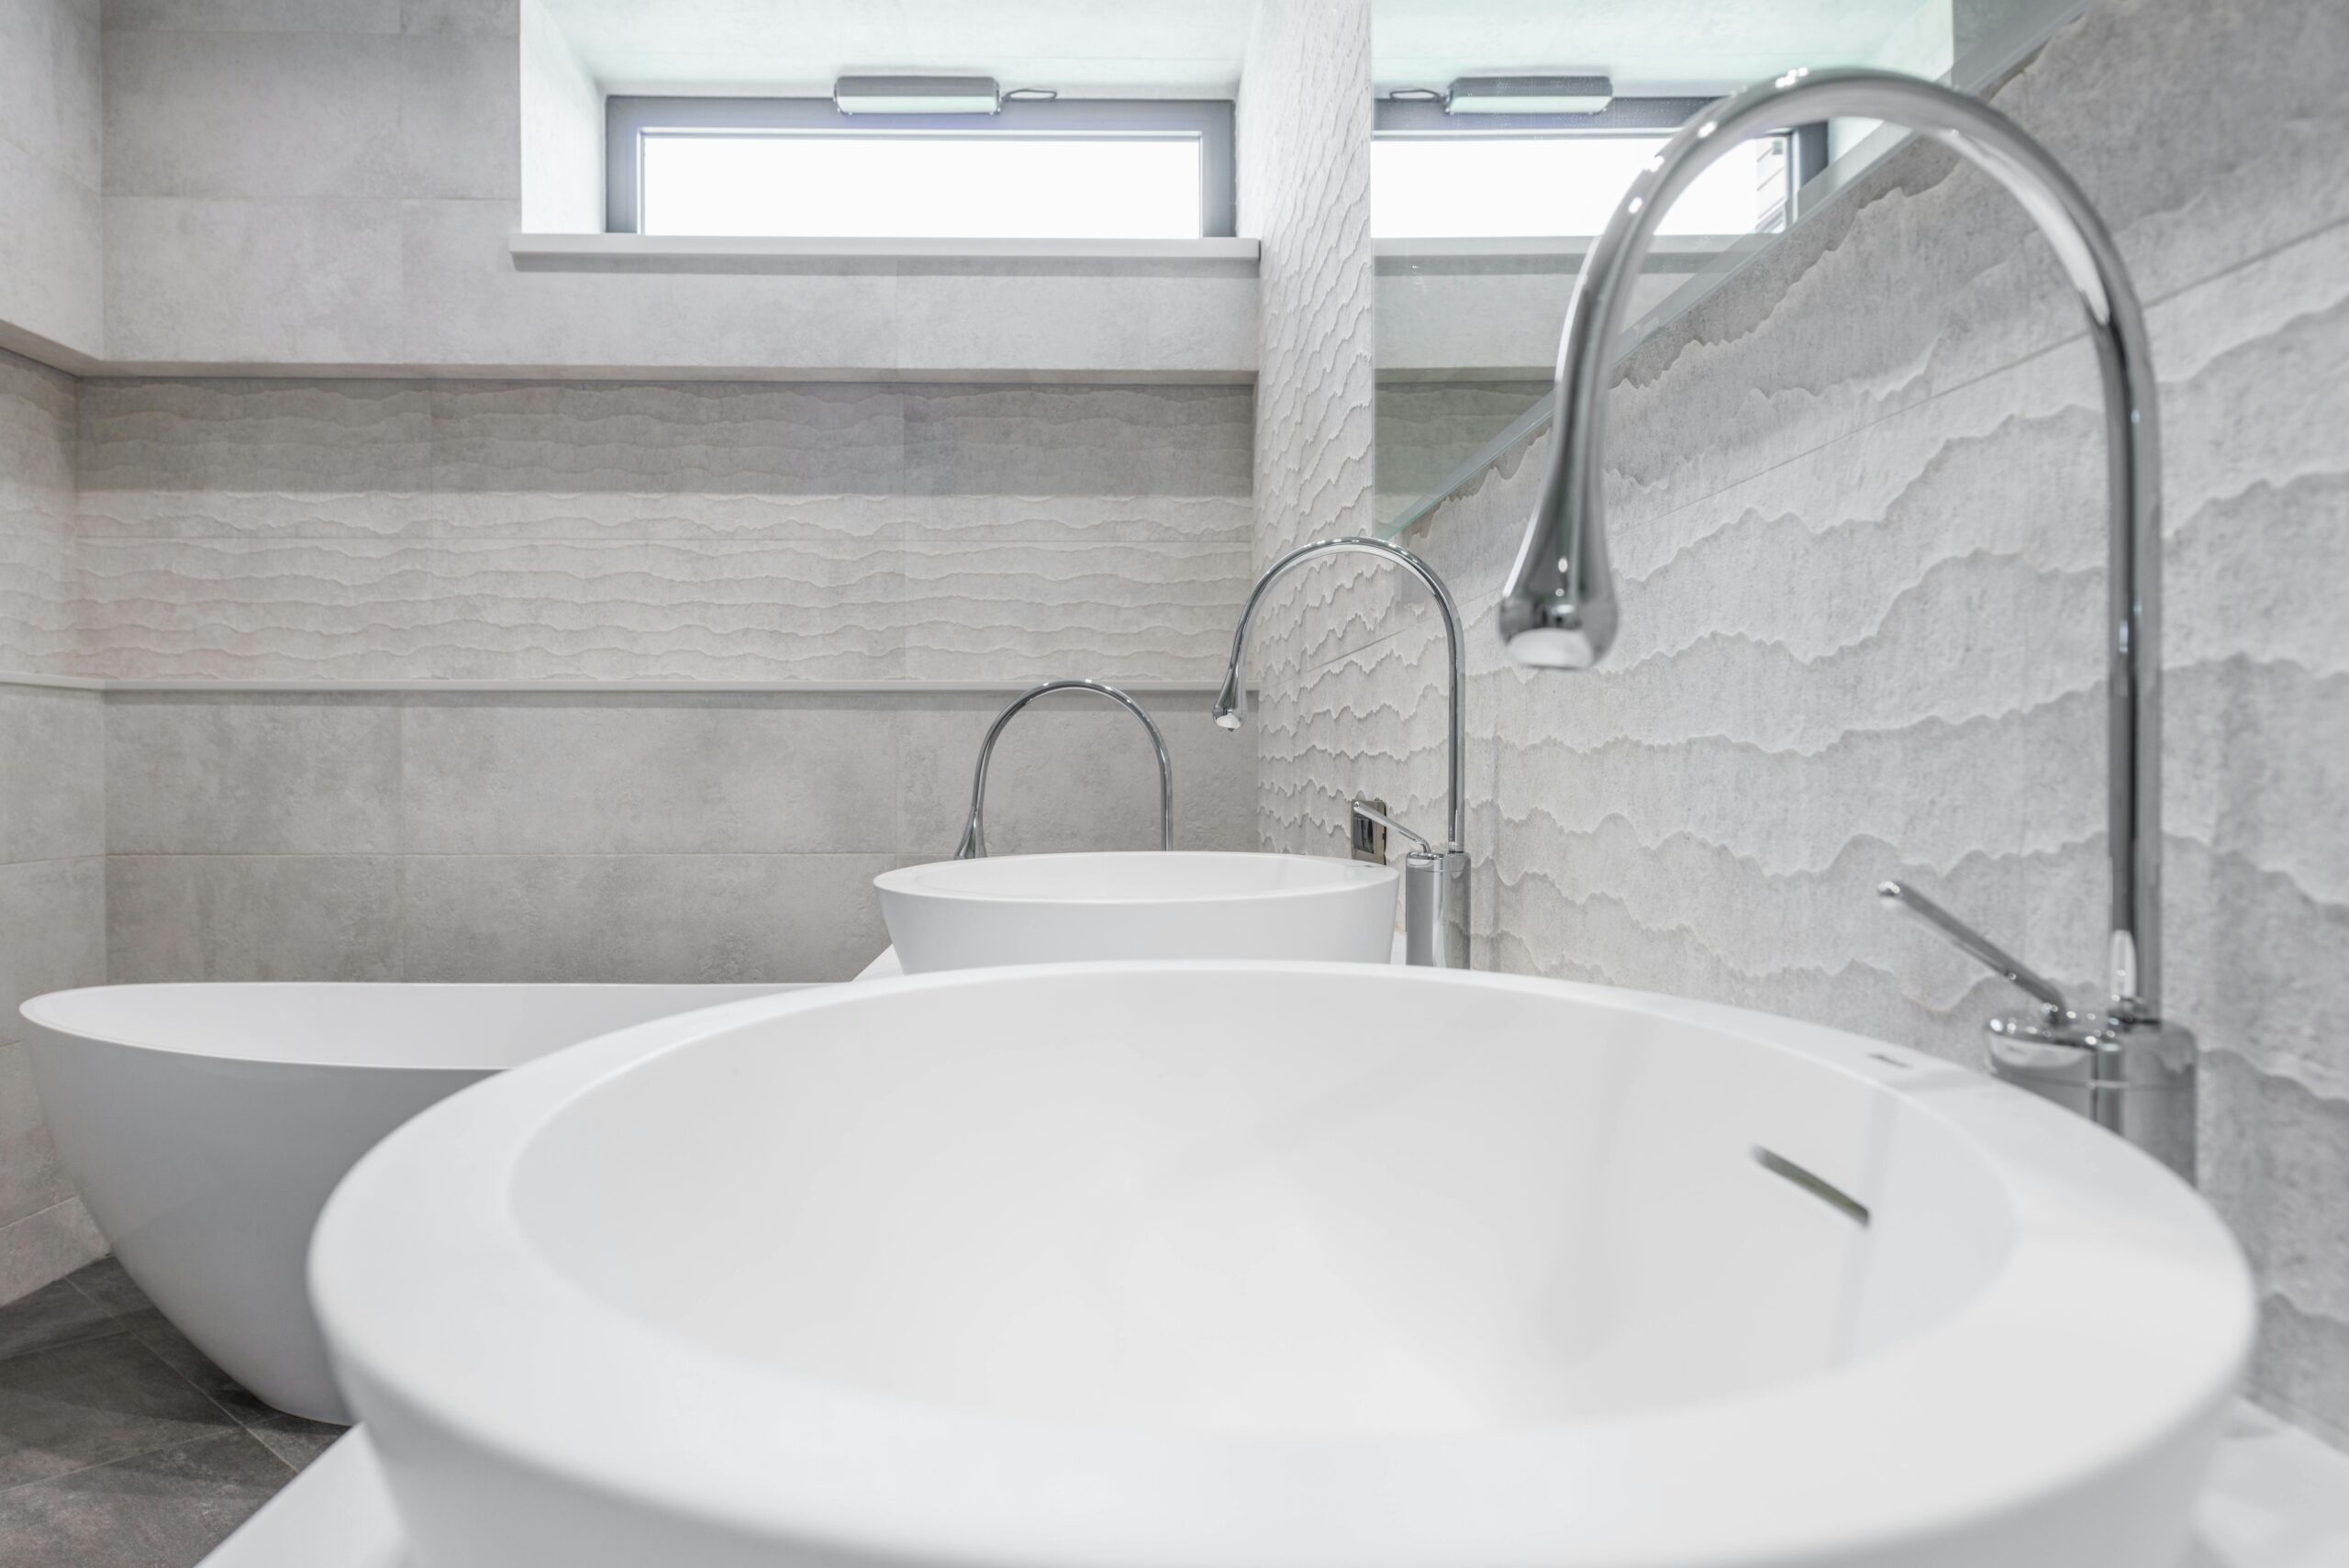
[
  {"x1": 539, "y1": 0, "x2": 1264, "y2": 95},
  {"x1": 1374, "y1": 0, "x2": 1946, "y2": 97}
]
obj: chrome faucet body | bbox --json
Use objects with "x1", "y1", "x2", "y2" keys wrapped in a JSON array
[
  {"x1": 1214, "y1": 537, "x2": 1469, "y2": 969},
  {"x1": 956, "y1": 680, "x2": 1172, "y2": 860},
  {"x1": 1499, "y1": 68, "x2": 2191, "y2": 1175}
]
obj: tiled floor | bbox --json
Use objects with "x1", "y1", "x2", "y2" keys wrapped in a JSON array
[{"x1": 0, "y1": 1260, "x2": 340, "y2": 1568}]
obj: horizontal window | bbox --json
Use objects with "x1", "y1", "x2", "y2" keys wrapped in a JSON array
[
  {"x1": 1373, "y1": 132, "x2": 1792, "y2": 239},
  {"x1": 608, "y1": 98, "x2": 1236, "y2": 239}
]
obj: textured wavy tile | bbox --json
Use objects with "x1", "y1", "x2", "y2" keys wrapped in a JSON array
[
  {"x1": 74, "y1": 537, "x2": 910, "y2": 680},
  {"x1": 1336, "y1": 0, "x2": 2349, "y2": 1444},
  {"x1": 1236, "y1": 0, "x2": 1375, "y2": 706},
  {"x1": 899, "y1": 541, "x2": 1250, "y2": 683}
]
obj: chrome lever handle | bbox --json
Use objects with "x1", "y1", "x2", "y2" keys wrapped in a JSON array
[
  {"x1": 1876, "y1": 881, "x2": 2069, "y2": 1020},
  {"x1": 1349, "y1": 799, "x2": 1434, "y2": 858}
]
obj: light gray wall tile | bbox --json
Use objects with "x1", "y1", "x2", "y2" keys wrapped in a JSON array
[
  {"x1": 106, "y1": 854, "x2": 400, "y2": 982},
  {"x1": 900, "y1": 384, "x2": 1253, "y2": 500},
  {"x1": 399, "y1": 695, "x2": 900, "y2": 854},
  {"x1": 73, "y1": 537, "x2": 909, "y2": 681},
  {"x1": 0, "y1": 0, "x2": 102, "y2": 193},
  {"x1": 899, "y1": 541, "x2": 1250, "y2": 683},
  {"x1": 396, "y1": 852, "x2": 894, "y2": 983},
  {"x1": 0, "y1": 857, "x2": 104, "y2": 1023},
  {"x1": 0, "y1": 89, "x2": 102, "y2": 361},
  {"x1": 890, "y1": 266, "x2": 1260, "y2": 382},
  {"x1": 395, "y1": 199, "x2": 905, "y2": 373},
  {"x1": 105, "y1": 694, "x2": 401, "y2": 855},
  {"x1": 424, "y1": 380, "x2": 907, "y2": 498},
  {"x1": 0, "y1": 1044, "x2": 77, "y2": 1229},
  {"x1": 0, "y1": 687, "x2": 103, "y2": 864},
  {"x1": 103, "y1": 197, "x2": 406, "y2": 366},
  {"x1": 0, "y1": 1199, "x2": 104, "y2": 1306},
  {"x1": 398, "y1": 0, "x2": 515, "y2": 38},
  {"x1": 395, "y1": 34, "x2": 518, "y2": 201},
  {"x1": 895, "y1": 697, "x2": 1255, "y2": 861},
  {"x1": 103, "y1": 0, "x2": 402, "y2": 32},
  {"x1": 102, "y1": 29, "x2": 407, "y2": 201},
  {"x1": 77, "y1": 378, "x2": 433, "y2": 509}
]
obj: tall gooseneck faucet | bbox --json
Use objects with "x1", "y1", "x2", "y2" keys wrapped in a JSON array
[
  {"x1": 958, "y1": 680, "x2": 1172, "y2": 859},
  {"x1": 1215, "y1": 537, "x2": 1469, "y2": 968},
  {"x1": 1498, "y1": 67, "x2": 2190, "y2": 1173}
]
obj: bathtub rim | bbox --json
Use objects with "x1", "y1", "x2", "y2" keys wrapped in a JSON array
[{"x1": 19, "y1": 982, "x2": 807, "y2": 1072}]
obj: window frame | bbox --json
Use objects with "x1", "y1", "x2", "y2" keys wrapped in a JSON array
[{"x1": 606, "y1": 95, "x2": 1239, "y2": 239}]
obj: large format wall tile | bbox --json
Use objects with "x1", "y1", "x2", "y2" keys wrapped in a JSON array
[
  {"x1": 895, "y1": 696, "x2": 1257, "y2": 861},
  {"x1": 95, "y1": 687, "x2": 1261, "y2": 992},
  {"x1": 397, "y1": 695, "x2": 901, "y2": 856},
  {"x1": 396, "y1": 852, "x2": 896, "y2": 984},
  {"x1": 106, "y1": 855, "x2": 401, "y2": 983},
  {"x1": 0, "y1": 343, "x2": 101, "y2": 1300},
  {"x1": 1308, "y1": 0, "x2": 2349, "y2": 1445},
  {"x1": 0, "y1": 0, "x2": 102, "y2": 358},
  {"x1": 106, "y1": 694, "x2": 400, "y2": 855}
]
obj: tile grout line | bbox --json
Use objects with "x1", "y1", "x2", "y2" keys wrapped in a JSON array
[
  {"x1": 59, "y1": 1271, "x2": 301, "y2": 1481},
  {"x1": 0, "y1": 1429, "x2": 294, "y2": 1499}
]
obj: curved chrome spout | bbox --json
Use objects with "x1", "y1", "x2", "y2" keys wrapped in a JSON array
[
  {"x1": 1213, "y1": 537, "x2": 1465, "y2": 851},
  {"x1": 957, "y1": 679, "x2": 1172, "y2": 859},
  {"x1": 1502, "y1": 66, "x2": 2163, "y2": 1018}
]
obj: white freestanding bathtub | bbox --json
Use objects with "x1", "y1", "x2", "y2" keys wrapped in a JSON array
[
  {"x1": 20, "y1": 982, "x2": 797, "y2": 1423},
  {"x1": 313, "y1": 963, "x2": 2256, "y2": 1568}
]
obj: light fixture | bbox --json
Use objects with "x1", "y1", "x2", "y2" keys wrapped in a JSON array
[
  {"x1": 1444, "y1": 74, "x2": 1614, "y2": 116},
  {"x1": 831, "y1": 75, "x2": 1001, "y2": 116}
]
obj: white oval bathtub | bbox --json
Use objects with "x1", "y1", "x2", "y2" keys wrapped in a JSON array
[{"x1": 20, "y1": 982, "x2": 797, "y2": 1423}]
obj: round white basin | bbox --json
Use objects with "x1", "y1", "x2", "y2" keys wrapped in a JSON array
[
  {"x1": 311, "y1": 964, "x2": 2254, "y2": 1568},
  {"x1": 874, "y1": 851, "x2": 1399, "y2": 972}
]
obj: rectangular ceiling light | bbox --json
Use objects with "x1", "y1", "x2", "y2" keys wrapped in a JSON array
[
  {"x1": 1444, "y1": 74, "x2": 1614, "y2": 116},
  {"x1": 832, "y1": 75, "x2": 1002, "y2": 116}
]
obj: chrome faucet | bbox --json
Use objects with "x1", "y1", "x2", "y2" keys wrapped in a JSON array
[
  {"x1": 1498, "y1": 67, "x2": 2192, "y2": 1175},
  {"x1": 1214, "y1": 538, "x2": 1469, "y2": 968},
  {"x1": 957, "y1": 679, "x2": 1173, "y2": 859}
]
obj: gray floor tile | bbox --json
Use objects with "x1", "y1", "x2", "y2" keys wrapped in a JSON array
[
  {"x1": 0, "y1": 1429, "x2": 291, "y2": 1568},
  {"x1": 0, "y1": 1332, "x2": 238, "y2": 1490},
  {"x1": 241, "y1": 1410, "x2": 343, "y2": 1473},
  {"x1": 0, "y1": 1281, "x2": 117, "y2": 1363},
  {"x1": 60, "y1": 1259, "x2": 145, "y2": 1320},
  {"x1": 68, "y1": 1260, "x2": 350, "y2": 1471}
]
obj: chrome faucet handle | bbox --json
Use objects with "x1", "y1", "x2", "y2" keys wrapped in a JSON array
[
  {"x1": 1876, "y1": 881, "x2": 2069, "y2": 1022},
  {"x1": 1351, "y1": 800, "x2": 1467, "y2": 971},
  {"x1": 1349, "y1": 799, "x2": 1434, "y2": 856}
]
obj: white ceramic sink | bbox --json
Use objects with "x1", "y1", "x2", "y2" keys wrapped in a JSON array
[
  {"x1": 312, "y1": 964, "x2": 2254, "y2": 1568},
  {"x1": 874, "y1": 851, "x2": 1398, "y2": 972}
]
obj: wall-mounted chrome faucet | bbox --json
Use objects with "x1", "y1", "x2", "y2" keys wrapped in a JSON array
[
  {"x1": 957, "y1": 679, "x2": 1172, "y2": 860},
  {"x1": 1499, "y1": 67, "x2": 2192, "y2": 1175},
  {"x1": 1214, "y1": 537, "x2": 1469, "y2": 969}
]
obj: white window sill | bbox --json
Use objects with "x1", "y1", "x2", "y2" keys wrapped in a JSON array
[{"x1": 510, "y1": 233, "x2": 1260, "y2": 271}]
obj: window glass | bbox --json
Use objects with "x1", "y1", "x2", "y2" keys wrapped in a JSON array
[
  {"x1": 1372, "y1": 134, "x2": 1787, "y2": 238},
  {"x1": 639, "y1": 132, "x2": 1206, "y2": 239}
]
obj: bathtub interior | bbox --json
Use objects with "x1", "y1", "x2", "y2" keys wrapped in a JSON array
[
  {"x1": 510, "y1": 968, "x2": 2018, "y2": 1439},
  {"x1": 21, "y1": 983, "x2": 804, "y2": 1069}
]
